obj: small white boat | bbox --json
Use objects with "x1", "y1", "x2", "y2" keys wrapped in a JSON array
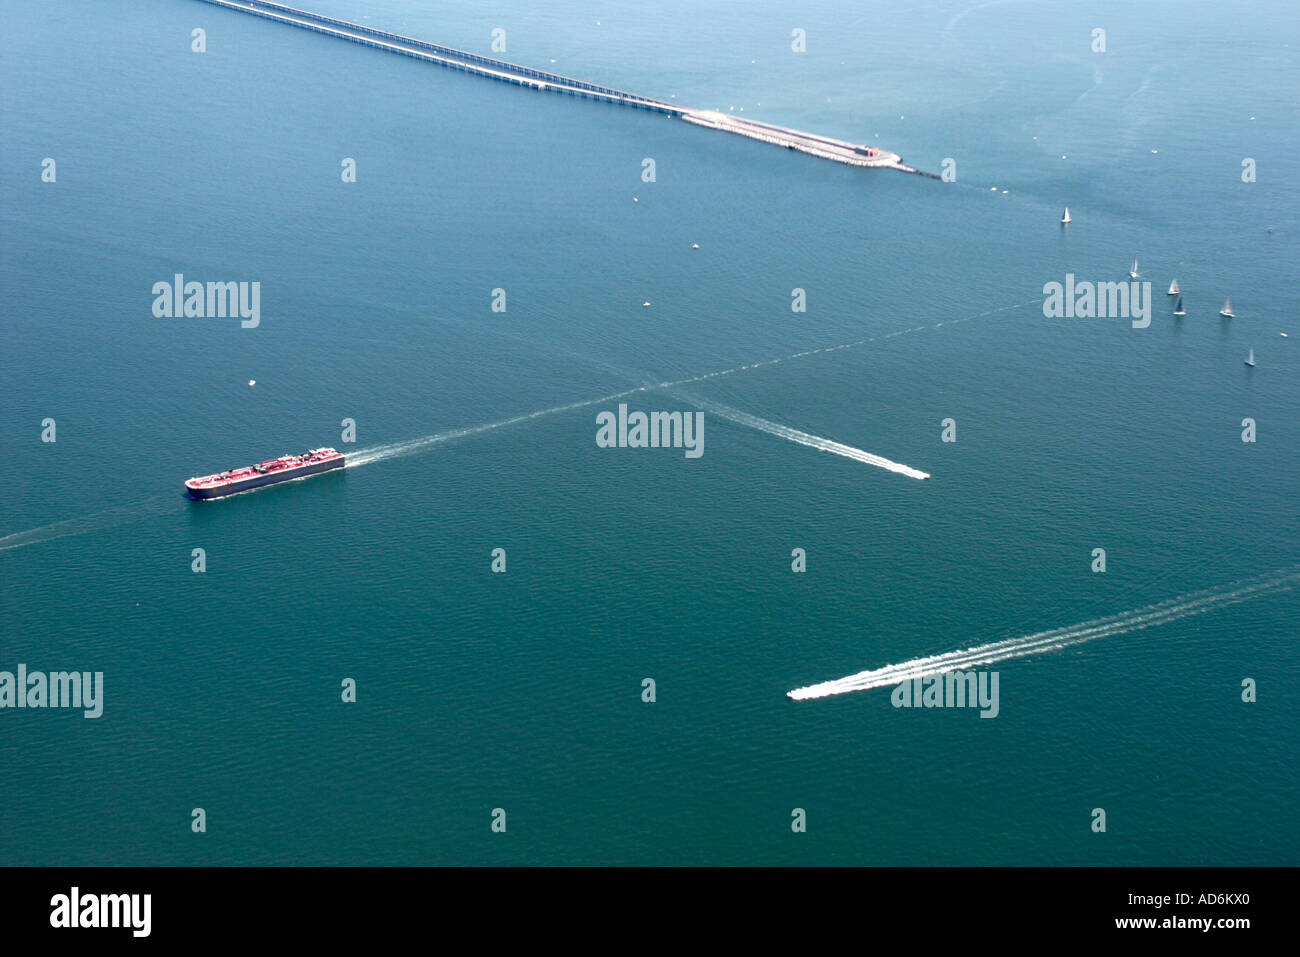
[
  {"x1": 247, "y1": 379, "x2": 256, "y2": 387},
  {"x1": 1219, "y1": 298, "x2": 1235, "y2": 318},
  {"x1": 691, "y1": 243, "x2": 699, "y2": 249},
  {"x1": 1245, "y1": 349, "x2": 1256, "y2": 367},
  {"x1": 1129, "y1": 258, "x2": 1140, "y2": 279},
  {"x1": 1173, "y1": 296, "x2": 1185, "y2": 316},
  {"x1": 1167, "y1": 279, "x2": 1180, "y2": 296},
  {"x1": 1060, "y1": 207, "x2": 1071, "y2": 224},
  {"x1": 642, "y1": 301, "x2": 651, "y2": 307}
]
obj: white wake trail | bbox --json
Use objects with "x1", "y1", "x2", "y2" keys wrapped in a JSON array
[
  {"x1": 654, "y1": 299, "x2": 1039, "y2": 392},
  {"x1": 345, "y1": 387, "x2": 647, "y2": 467},
  {"x1": 684, "y1": 394, "x2": 930, "y2": 480},
  {"x1": 788, "y1": 569, "x2": 1300, "y2": 699},
  {"x1": 0, "y1": 501, "x2": 178, "y2": 553},
  {"x1": 345, "y1": 299, "x2": 1043, "y2": 471},
  {"x1": 2, "y1": 300, "x2": 1034, "y2": 552}
]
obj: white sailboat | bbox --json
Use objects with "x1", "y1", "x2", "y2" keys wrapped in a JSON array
[
  {"x1": 1245, "y1": 348, "x2": 1256, "y2": 367},
  {"x1": 1129, "y1": 258, "x2": 1140, "y2": 279},
  {"x1": 1173, "y1": 296, "x2": 1185, "y2": 316},
  {"x1": 1167, "y1": 279, "x2": 1180, "y2": 296},
  {"x1": 1219, "y1": 297, "x2": 1235, "y2": 318},
  {"x1": 1060, "y1": 207, "x2": 1071, "y2": 224}
]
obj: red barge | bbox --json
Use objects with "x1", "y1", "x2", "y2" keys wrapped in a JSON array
[{"x1": 185, "y1": 447, "x2": 345, "y2": 499}]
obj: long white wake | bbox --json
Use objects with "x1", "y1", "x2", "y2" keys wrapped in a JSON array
[
  {"x1": 788, "y1": 569, "x2": 1300, "y2": 699},
  {"x1": 3, "y1": 301, "x2": 1034, "y2": 551},
  {"x1": 344, "y1": 387, "x2": 646, "y2": 467},
  {"x1": 348, "y1": 298, "x2": 1040, "y2": 470},
  {"x1": 683, "y1": 393, "x2": 930, "y2": 479},
  {"x1": 655, "y1": 298, "x2": 1039, "y2": 392},
  {"x1": 0, "y1": 501, "x2": 177, "y2": 553}
]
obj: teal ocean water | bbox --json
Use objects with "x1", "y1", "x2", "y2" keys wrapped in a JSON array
[{"x1": 1, "y1": 0, "x2": 1297, "y2": 864}]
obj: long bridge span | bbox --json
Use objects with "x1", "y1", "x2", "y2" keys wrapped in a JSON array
[{"x1": 193, "y1": 0, "x2": 932, "y2": 176}]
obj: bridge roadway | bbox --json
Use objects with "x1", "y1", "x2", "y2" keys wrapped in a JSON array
[{"x1": 194, "y1": 0, "x2": 924, "y2": 174}]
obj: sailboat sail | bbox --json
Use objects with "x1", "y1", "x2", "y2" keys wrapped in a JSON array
[
  {"x1": 1220, "y1": 297, "x2": 1234, "y2": 317},
  {"x1": 1061, "y1": 207, "x2": 1071, "y2": 224},
  {"x1": 1130, "y1": 259, "x2": 1139, "y2": 278},
  {"x1": 1173, "y1": 296, "x2": 1185, "y2": 315},
  {"x1": 1167, "y1": 279, "x2": 1180, "y2": 295}
]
